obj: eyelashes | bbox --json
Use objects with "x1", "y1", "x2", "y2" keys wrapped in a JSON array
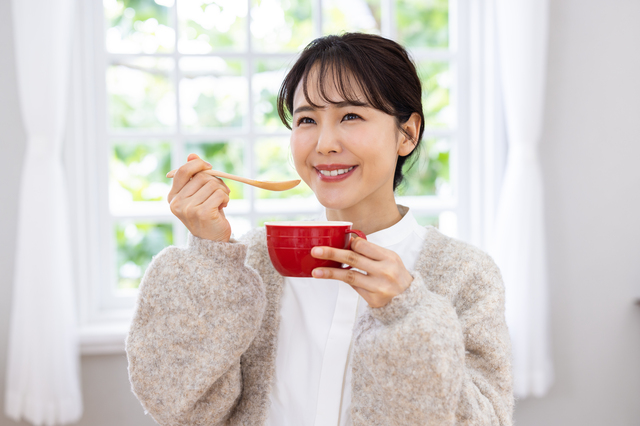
[
  {"x1": 296, "y1": 113, "x2": 361, "y2": 126},
  {"x1": 297, "y1": 116, "x2": 316, "y2": 126},
  {"x1": 342, "y1": 113, "x2": 360, "y2": 121}
]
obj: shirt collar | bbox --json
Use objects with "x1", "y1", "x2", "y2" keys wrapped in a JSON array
[{"x1": 316, "y1": 204, "x2": 420, "y2": 248}]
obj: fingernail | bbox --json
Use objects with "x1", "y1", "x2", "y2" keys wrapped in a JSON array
[
  {"x1": 312, "y1": 247, "x2": 323, "y2": 256},
  {"x1": 313, "y1": 269, "x2": 324, "y2": 278},
  {"x1": 205, "y1": 162, "x2": 212, "y2": 167}
]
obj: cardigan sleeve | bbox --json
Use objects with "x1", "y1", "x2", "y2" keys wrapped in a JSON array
[
  {"x1": 350, "y1": 245, "x2": 513, "y2": 426},
  {"x1": 125, "y1": 233, "x2": 267, "y2": 426}
]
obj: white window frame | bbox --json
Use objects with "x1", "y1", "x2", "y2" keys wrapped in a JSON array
[{"x1": 67, "y1": 0, "x2": 503, "y2": 354}]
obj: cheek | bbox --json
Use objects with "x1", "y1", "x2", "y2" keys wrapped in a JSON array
[
  {"x1": 354, "y1": 131, "x2": 399, "y2": 175},
  {"x1": 290, "y1": 134, "x2": 311, "y2": 174}
]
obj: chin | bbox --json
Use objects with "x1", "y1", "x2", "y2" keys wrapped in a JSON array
[{"x1": 314, "y1": 191, "x2": 358, "y2": 211}]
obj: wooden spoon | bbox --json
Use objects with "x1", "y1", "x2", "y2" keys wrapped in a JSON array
[{"x1": 166, "y1": 168, "x2": 301, "y2": 192}]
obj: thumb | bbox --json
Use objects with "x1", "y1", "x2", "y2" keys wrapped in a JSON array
[{"x1": 187, "y1": 153, "x2": 200, "y2": 162}]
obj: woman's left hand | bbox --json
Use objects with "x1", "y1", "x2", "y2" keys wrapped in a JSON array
[{"x1": 310, "y1": 237, "x2": 413, "y2": 308}]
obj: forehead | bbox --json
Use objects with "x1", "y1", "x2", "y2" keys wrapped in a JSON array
[{"x1": 292, "y1": 63, "x2": 366, "y2": 109}]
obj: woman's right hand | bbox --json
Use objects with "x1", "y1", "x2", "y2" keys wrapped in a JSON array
[{"x1": 167, "y1": 153, "x2": 232, "y2": 242}]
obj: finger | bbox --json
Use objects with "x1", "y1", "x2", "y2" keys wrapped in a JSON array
[
  {"x1": 166, "y1": 153, "x2": 203, "y2": 178},
  {"x1": 311, "y1": 266, "x2": 373, "y2": 290},
  {"x1": 310, "y1": 245, "x2": 376, "y2": 272},
  {"x1": 167, "y1": 156, "x2": 212, "y2": 201},
  {"x1": 188, "y1": 181, "x2": 230, "y2": 207},
  {"x1": 200, "y1": 188, "x2": 230, "y2": 209},
  {"x1": 168, "y1": 159, "x2": 212, "y2": 200},
  {"x1": 349, "y1": 237, "x2": 390, "y2": 261},
  {"x1": 181, "y1": 173, "x2": 230, "y2": 199},
  {"x1": 183, "y1": 171, "x2": 231, "y2": 194},
  {"x1": 198, "y1": 189, "x2": 231, "y2": 218}
]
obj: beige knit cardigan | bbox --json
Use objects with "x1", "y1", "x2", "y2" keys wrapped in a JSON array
[{"x1": 126, "y1": 225, "x2": 514, "y2": 425}]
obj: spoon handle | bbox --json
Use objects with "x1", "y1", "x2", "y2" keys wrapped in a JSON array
[{"x1": 166, "y1": 168, "x2": 300, "y2": 191}]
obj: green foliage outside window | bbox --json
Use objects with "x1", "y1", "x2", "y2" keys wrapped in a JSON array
[
  {"x1": 115, "y1": 222, "x2": 173, "y2": 290},
  {"x1": 398, "y1": 138, "x2": 451, "y2": 197},
  {"x1": 418, "y1": 61, "x2": 452, "y2": 128},
  {"x1": 110, "y1": 141, "x2": 172, "y2": 203},
  {"x1": 397, "y1": 0, "x2": 449, "y2": 48},
  {"x1": 105, "y1": 0, "x2": 173, "y2": 54},
  {"x1": 323, "y1": 0, "x2": 381, "y2": 35},
  {"x1": 251, "y1": 0, "x2": 314, "y2": 52},
  {"x1": 178, "y1": 0, "x2": 247, "y2": 52}
]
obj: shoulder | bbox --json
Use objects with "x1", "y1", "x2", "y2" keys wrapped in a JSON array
[
  {"x1": 427, "y1": 227, "x2": 499, "y2": 270},
  {"x1": 416, "y1": 227, "x2": 504, "y2": 302}
]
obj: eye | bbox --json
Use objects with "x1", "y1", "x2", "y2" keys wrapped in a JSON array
[
  {"x1": 297, "y1": 116, "x2": 316, "y2": 126},
  {"x1": 342, "y1": 113, "x2": 361, "y2": 122}
]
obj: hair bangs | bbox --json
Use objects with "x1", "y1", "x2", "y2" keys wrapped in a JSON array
[{"x1": 295, "y1": 46, "x2": 393, "y2": 116}]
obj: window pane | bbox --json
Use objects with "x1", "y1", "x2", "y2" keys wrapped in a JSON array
[
  {"x1": 178, "y1": 0, "x2": 248, "y2": 53},
  {"x1": 251, "y1": 0, "x2": 313, "y2": 52},
  {"x1": 397, "y1": 138, "x2": 451, "y2": 197},
  {"x1": 104, "y1": 0, "x2": 175, "y2": 54},
  {"x1": 254, "y1": 137, "x2": 313, "y2": 199},
  {"x1": 396, "y1": 0, "x2": 449, "y2": 49},
  {"x1": 253, "y1": 60, "x2": 290, "y2": 131},
  {"x1": 184, "y1": 140, "x2": 247, "y2": 199},
  {"x1": 115, "y1": 221, "x2": 173, "y2": 290},
  {"x1": 107, "y1": 57, "x2": 176, "y2": 130},
  {"x1": 110, "y1": 141, "x2": 172, "y2": 211},
  {"x1": 180, "y1": 57, "x2": 247, "y2": 130},
  {"x1": 417, "y1": 61, "x2": 454, "y2": 129},
  {"x1": 323, "y1": 0, "x2": 381, "y2": 35}
]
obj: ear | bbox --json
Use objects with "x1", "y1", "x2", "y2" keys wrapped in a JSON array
[{"x1": 397, "y1": 112, "x2": 422, "y2": 157}]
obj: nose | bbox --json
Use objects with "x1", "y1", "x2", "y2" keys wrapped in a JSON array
[{"x1": 316, "y1": 124, "x2": 342, "y2": 155}]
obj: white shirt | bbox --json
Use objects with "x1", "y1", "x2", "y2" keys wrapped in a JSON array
[{"x1": 265, "y1": 205, "x2": 428, "y2": 426}]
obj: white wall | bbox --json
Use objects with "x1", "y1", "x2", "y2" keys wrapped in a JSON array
[
  {"x1": 513, "y1": 0, "x2": 640, "y2": 424},
  {"x1": 1, "y1": 0, "x2": 639, "y2": 425}
]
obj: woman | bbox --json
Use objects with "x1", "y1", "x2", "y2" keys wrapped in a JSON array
[{"x1": 126, "y1": 33, "x2": 514, "y2": 426}]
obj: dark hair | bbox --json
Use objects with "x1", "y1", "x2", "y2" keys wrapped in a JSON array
[{"x1": 277, "y1": 32, "x2": 425, "y2": 191}]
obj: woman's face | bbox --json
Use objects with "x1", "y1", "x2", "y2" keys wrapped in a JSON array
[{"x1": 290, "y1": 72, "x2": 416, "y2": 211}]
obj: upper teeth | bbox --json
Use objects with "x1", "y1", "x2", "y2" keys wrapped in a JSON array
[{"x1": 319, "y1": 166, "x2": 354, "y2": 176}]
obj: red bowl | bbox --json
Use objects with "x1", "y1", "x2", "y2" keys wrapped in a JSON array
[{"x1": 265, "y1": 221, "x2": 365, "y2": 278}]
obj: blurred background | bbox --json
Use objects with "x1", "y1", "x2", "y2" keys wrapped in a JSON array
[{"x1": 1, "y1": 0, "x2": 640, "y2": 425}]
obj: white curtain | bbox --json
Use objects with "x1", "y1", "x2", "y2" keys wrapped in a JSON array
[
  {"x1": 4, "y1": 0, "x2": 83, "y2": 424},
  {"x1": 491, "y1": 0, "x2": 554, "y2": 398}
]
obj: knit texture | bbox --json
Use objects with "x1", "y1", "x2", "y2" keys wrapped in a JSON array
[{"x1": 126, "y1": 226, "x2": 514, "y2": 425}]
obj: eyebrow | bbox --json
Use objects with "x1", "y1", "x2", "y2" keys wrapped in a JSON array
[{"x1": 293, "y1": 100, "x2": 369, "y2": 115}]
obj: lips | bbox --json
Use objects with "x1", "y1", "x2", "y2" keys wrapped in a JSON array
[
  {"x1": 314, "y1": 164, "x2": 356, "y2": 171},
  {"x1": 314, "y1": 164, "x2": 358, "y2": 182}
]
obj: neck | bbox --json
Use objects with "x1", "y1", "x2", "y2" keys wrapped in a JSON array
[{"x1": 325, "y1": 189, "x2": 402, "y2": 236}]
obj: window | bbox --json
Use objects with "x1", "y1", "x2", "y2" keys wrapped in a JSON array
[{"x1": 74, "y1": 0, "x2": 491, "y2": 352}]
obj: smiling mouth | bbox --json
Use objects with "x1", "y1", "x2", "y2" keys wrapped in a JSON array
[
  {"x1": 317, "y1": 166, "x2": 355, "y2": 177},
  {"x1": 314, "y1": 165, "x2": 358, "y2": 182}
]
